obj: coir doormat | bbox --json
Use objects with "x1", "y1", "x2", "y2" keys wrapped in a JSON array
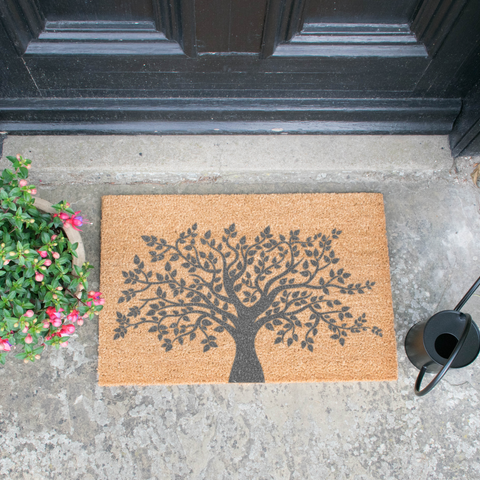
[{"x1": 98, "y1": 193, "x2": 397, "y2": 385}]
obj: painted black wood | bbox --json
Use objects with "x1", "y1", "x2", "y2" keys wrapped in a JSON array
[
  {"x1": 0, "y1": 97, "x2": 460, "y2": 134},
  {"x1": 0, "y1": 0, "x2": 44, "y2": 54},
  {"x1": 0, "y1": 7, "x2": 39, "y2": 97},
  {"x1": 20, "y1": 54, "x2": 429, "y2": 96},
  {"x1": 450, "y1": 81, "x2": 480, "y2": 157},
  {"x1": 27, "y1": 20, "x2": 185, "y2": 56},
  {"x1": 270, "y1": 24, "x2": 427, "y2": 58},
  {"x1": 41, "y1": 0, "x2": 155, "y2": 22},
  {"x1": 411, "y1": 0, "x2": 467, "y2": 57},
  {"x1": 261, "y1": 0, "x2": 306, "y2": 58},
  {"x1": 195, "y1": 0, "x2": 268, "y2": 53},
  {"x1": 0, "y1": 0, "x2": 479, "y2": 155},
  {"x1": 304, "y1": 0, "x2": 418, "y2": 23},
  {"x1": 413, "y1": 0, "x2": 480, "y2": 97},
  {"x1": 160, "y1": 0, "x2": 196, "y2": 57}
]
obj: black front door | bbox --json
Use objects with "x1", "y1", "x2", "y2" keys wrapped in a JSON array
[{"x1": 1, "y1": 0, "x2": 480, "y2": 144}]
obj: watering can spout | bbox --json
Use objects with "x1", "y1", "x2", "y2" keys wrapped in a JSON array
[{"x1": 405, "y1": 276, "x2": 480, "y2": 396}]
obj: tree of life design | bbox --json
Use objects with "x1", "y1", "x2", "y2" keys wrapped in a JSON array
[{"x1": 114, "y1": 224, "x2": 382, "y2": 383}]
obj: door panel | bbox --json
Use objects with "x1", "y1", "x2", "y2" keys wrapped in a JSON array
[
  {"x1": 304, "y1": 0, "x2": 418, "y2": 24},
  {"x1": 41, "y1": 0, "x2": 155, "y2": 22},
  {"x1": 10, "y1": 0, "x2": 197, "y2": 58}
]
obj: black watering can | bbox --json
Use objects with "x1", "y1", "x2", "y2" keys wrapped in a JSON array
[{"x1": 405, "y1": 276, "x2": 480, "y2": 396}]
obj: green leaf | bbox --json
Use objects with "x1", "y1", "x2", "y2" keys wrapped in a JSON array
[
  {"x1": 25, "y1": 267, "x2": 35, "y2": 278},
  {"x1": 69, "y1": 278, "x2": 80, "y2": 291},
  {"x1": 2, "y1": 169, "x2": 14, "y2": 182},
  {"x1": 5, "y1": 317, "x2": 16, "y2": 330}
]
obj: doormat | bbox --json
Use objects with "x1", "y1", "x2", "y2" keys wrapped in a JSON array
[{"x1": 98, "y1": 193, "x2": 397, "y2": 385}]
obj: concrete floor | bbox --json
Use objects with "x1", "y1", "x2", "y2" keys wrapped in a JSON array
[{"x1": 1, "y1": 135, "x2": 480, "y2": 480}]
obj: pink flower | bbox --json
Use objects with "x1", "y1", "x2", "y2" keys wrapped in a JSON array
[
  {"x1": 87, "y1": 291, "x2": 104, "y2": 306},
  {"x1": 64, "y1": 211, "x2": 85, "y2": 231},
  {"x1": 0, "y1": 339, "x2": 11, "y2": 351},
  {"x1": 52, "y1": 252, "x2": 60, "y2": 259},
  {"x1": 30, "y1": 188, "x2": 37, "y2": 195},
  {"x1": 26, "y1": 164, "x2": 31, "y2": 170},
  {"x1": 22, "y1": 326, "x2": 28, "y2": 333},
  {"x1": 37, "y1": 250, "x2": 48, "y2": 258},
  {"x1": 43, "y1": 321, "x2": 50, "y2": 329},
  {"x1": 46, "y1": 307, "x2": 64, "y2": 327},
  {"x1": 35, "y1": 273, "x2": 44, "y2": 282},
  {"x1": 43, "y1": 259, "x2": 52, "y2": 266},
  {"x1": 59, "y1": 324, "x2": 75, "y2": 336},
  {"x1": 60, "y1": 341, "x2": 68, "y2": 348},
  {"x1": 25, "y1": 334, "x2": 33, "y2": 344},
  {"x1": 19, "y1": 179, "x2": 28, "y2": 187},
  {"x1": 3, "y1": 260, "x2": 10, "y2": 265},
  {"x1": 51, "y1": 235, "x2": 57, "y2": 240},
  {"x1": 67, "y1": 310, "x2": 79, "y2": 323},
  {"x1": 54, "y1": 209, "x2": 87, "y2": 231},
  {"x1": 25, "y1": 310, "x2": 34, "y2": 318}
]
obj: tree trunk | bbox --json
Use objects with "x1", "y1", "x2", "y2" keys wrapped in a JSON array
[{"x1": 229, "y1": 330, "x2": 265, "y2": 383}]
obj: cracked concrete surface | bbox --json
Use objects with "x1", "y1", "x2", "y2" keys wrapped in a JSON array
[{"x1": 1, "y1": 136, "x2": 480, "y2": 480}]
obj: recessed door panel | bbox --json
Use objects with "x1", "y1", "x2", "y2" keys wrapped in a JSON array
[
  {"x1": 41, "y1": 0, "x2": 155, "y2": 22},
  {"x1": 304, "y1": 0, "x2": 419, "y2": 24}
]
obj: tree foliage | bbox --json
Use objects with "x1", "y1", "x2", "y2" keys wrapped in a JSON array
[{"x1": 115, "y1": 224, "x2": 382, "y2": 355}]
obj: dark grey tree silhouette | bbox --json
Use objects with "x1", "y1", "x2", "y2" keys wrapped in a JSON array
[{"x1": 114, "y1": 224, "x2": 382, "y2": 383}]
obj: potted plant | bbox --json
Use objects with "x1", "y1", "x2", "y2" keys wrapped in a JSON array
[{"x1": 0, "y1": 154, "x2": 104, "y2": 364}]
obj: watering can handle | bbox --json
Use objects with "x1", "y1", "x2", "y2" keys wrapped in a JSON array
[{"x1": 415, "y1": 314, "x2": 472, "y2": 397}]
